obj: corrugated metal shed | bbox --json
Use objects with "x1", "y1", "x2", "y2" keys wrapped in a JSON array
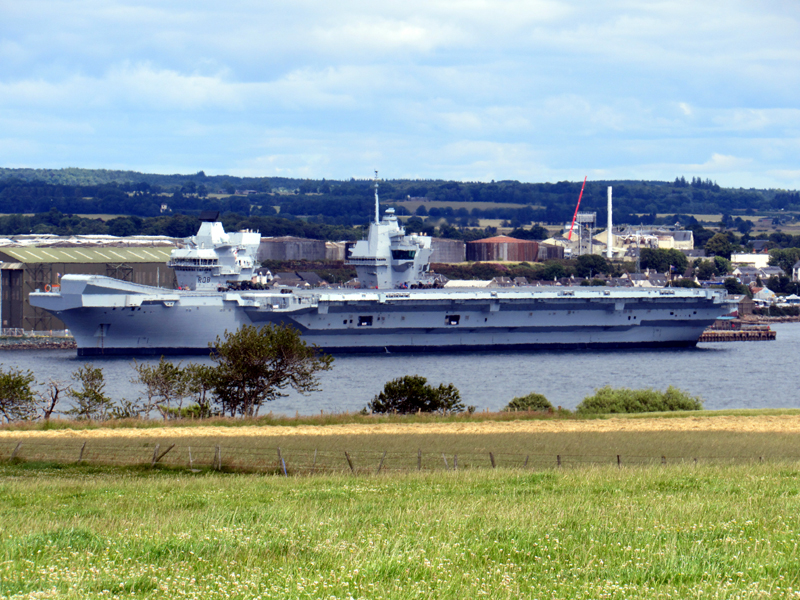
[
  {"x1": 466, "y1": 236, "x2": 538, "y2": 262},
  {"x1": 0, "y1": 247, "x2": 174, "y2": 264},
  {"x1": 258, "y1": 237, "x2": 326, "y2": 261},
  {"x1": 431, "y1": 238, "x2": 466, "y2": 263}
]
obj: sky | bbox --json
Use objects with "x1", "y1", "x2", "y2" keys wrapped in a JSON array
[{"x1": 1, "y1": 0, "x2": 799, "y2": 188}]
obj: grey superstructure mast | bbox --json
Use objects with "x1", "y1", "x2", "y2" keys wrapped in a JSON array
[{"x1": 374, "y1": 170, "x2": 380, "y2": 224}]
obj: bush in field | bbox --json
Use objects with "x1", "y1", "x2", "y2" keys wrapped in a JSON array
[
  {"x1": 66, "y1": 364, "x2": 112, "y2": 420},
  {"x1": 502, "y1": 392, "x2": 552, "y2": 412},
  {"x1": 368, "y1": 375, "x2": 464, "y2": 414},
  {"x1": 0, "y1": 366, "x2": 36, "y2": 422},
  {"x1": 576, "y1": 386, "x2": 703, "y2": 415},
  {"x1": 132, "y1": 357, "x2": 192, "y2": 419}
]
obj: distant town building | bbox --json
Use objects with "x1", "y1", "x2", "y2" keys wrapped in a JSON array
[{"x1": 731, "y1": 253, "x2": 771, "y2": 269}]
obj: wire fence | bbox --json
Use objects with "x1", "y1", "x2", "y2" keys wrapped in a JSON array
[{"x1": 0, "y1": 438, "x2": 790, "y2": 475}]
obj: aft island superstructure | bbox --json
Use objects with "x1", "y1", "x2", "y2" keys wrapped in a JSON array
[{"x1": 30, "y1": 176, "x2": 732, "y2": 356}]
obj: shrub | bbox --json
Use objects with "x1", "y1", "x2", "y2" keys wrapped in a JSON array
[
  {"x1": 368, "y1": 375, "x2": 464, "y2": 414},
  {"x1": 502, "y1": 392, "x2": 553, "y2": 412},
  {"x1": 576, "y1": 385, "x2": 703, "y2": 415},
  {"x1": 0, "y1": 366, "x2": 36, "y2": 422},
  {"x1": 66, "y1": 365, "x2": 112, "y2": 421}
]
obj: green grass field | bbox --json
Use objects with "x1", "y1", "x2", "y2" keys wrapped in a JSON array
[{"x1": 2, "y1": 462, "x2": 800, "y2": 598}]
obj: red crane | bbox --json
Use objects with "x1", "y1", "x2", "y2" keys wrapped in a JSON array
[{"x1": 567, "y1": 176, "x2": 587, "y2": 241}]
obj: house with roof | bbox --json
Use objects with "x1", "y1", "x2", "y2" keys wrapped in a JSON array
[
  {"x1": 753, "y1": 287, "x2": 777, "y2": 304},
  {"x1": 759, "y1": 266, "x2": 785, "y2": 279},
  {"x1": 731, "y1": 252, "x2": 771, "y2": 269}
]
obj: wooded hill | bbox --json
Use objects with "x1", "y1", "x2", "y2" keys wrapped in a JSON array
[{"x1": 1, "y1": 167, "x2": 798, "y2": 234}]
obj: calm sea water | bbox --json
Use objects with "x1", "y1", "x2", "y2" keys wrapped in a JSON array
[{"x1": 3, "y1": 323, "x2": 798, "y2": 416}]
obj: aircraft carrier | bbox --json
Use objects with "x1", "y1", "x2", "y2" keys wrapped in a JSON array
[{"x1": 30, "y1": 178, "x2": 732, "y2": 356}]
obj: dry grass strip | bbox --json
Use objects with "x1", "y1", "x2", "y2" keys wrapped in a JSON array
[{"x1": 3, "y1": 414, "x2": 800, "y2": 440}]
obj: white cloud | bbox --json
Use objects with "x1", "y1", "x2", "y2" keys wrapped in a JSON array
[
  {"x1": 683, "y1": 153, "x2": 753, "y2": 173},
  {"x1": 1, "y1": 0, "x2": 799, "y2": 187}
]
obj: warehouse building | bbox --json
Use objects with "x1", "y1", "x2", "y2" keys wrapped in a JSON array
[
  {"x1": 258, "y1": 237, "x2": 327, "y2": 261},
  {"x1": 466, "y1": 236, "x2": 539, "y2": 262},
  {"x1": 0, "y1": 247, "x2": 176, "y2": 332},
  {"x1": 431, "y1": 238, "x2": 466, "y2": 263}
]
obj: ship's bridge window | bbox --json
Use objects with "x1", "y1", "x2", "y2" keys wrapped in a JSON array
[
  {"x1": 446, "y1": 315, "x2": 460, "y2": 326},
  {"x1": 358, "y1": 315, "x2": 373, "y2": 327},
  {"x1": 391, "y1": 250, "x2": 416, "y2": 260}
]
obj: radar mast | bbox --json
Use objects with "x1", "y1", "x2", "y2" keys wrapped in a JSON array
[{"x1": 374, "y1": 170, "x2": 380, "y2": 224}]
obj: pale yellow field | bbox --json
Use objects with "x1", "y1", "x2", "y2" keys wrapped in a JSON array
[{"x1": 4, "y1": 414, "x2": 800, "y2": 441}]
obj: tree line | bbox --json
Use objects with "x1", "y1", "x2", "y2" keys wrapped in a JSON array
[
  {"x1": 0, "y1": 325, "x2": 333, "y2": 423},
  {"x1": 2, "y1": 171, "x2": 798, "y2": 227}
]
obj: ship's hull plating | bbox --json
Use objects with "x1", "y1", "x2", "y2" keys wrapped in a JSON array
[{"x1": 30, "y1": 276, "x2": 731, "y2": 356}]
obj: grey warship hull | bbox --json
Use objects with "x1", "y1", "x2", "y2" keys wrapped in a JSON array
[{"x1": 30, "y1": 275, "x2": 731, "y2": 356}]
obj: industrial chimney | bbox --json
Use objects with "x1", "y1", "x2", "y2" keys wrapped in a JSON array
[{"x1": 606, "y1": 186, "x2": 613, "y2": 260}]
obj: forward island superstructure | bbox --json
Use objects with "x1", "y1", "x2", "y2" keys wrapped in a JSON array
[{"x1": 30, "y1": 175, "x2": 732, "y2": 356}]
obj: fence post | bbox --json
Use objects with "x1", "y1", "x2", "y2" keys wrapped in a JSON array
[
  {"x1": 214, "y1": 446, "x2": 221, "y2": 471},
  {"x1": 489, "y1": 452, "x2": 496, "y2": 469},
  {"x1": 10, "y1": 442, "x2": 21, "y2": 460},
  {"x1": 524, "y1": 455, "x2": 529, "y2": 468},
  {"x1": 312, "y1": 449, "x2": 317, "y2": 472},
  {"x1": 344, "y1": 451, "x2": 355, "y2": 473},
  {"x1": 188, "y1": 446, "x2": 194, "y2": 470},
  {"x1": 557, "y1": 454, "x2": 561, "y2": 468},
  {"x1": 376, "y1": 451, "x2": 387, "y2": 475},
  {"x1": 417, "y1": 448, "x2": 422, "y2": 471},
  {"x1": 453, "y1": 454, "x2": 458, "y2": 470},
  {"x1": 277, "y1": 448, "x2": 287, "y2": 476},
  {"x1": 78, "y1": 441, "x2": 86, "y2": 463},
  {"x1": 151, "y1": 444, "x2": 161, "y2": 467},
  {"x1": 617, "y1": 455, "x2": 621, "y2": 469},
  {"x1": 152, "y1": 444, "x2": 175, "y2": 467},
  {"x1": 661, "y1": 455, "x2": 666, "y2": 465},
  {"x1": 442, "y1": 453, "x2": 449, "y2": 470}
]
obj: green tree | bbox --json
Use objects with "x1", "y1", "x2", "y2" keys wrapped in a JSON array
[
  {"x1": 640, "y1": 248, "x2": 688, "y2": 274},
  {"x1": 0, "y1": 366, "x2": 36, "y2": 422},
  {"x1": 183, "y1": 363, "x2": 216, "y2": 418},
  {"x1": 575, "y1": 254, "x2": 611, "y2": 278},
  {"x1": 368, "y1": 375, "x2": 465, "y2": 414},
  {"x1": 66, "y1": 365, "x2": 112, "y2": 420},
  {"x1": 768, "y1": 248, "x2": 800, "y2": 276},
  {"x1": 713, "y1": 256, "x2": 732, "y2": 275},
  {"x1": 695, "y1": 260, "x2": 717, "y2": 280},
  {"x1": 723, "y1": 277, "x2": 749, "y2": 296},
  {"x1": 705, "y1": 233, "x2": 733, "y2": 260},
  {"x1": 209, "y1": 324, "x2": 333, "y2": 417},
  {"x1": 502, "y1": 392, "x2": 552, "y2": 412},
  {"x1": 132, "y1": 357, "x2": 190, "y2": 419},
  {"x1": 541, "y1": 262, "x2": 566, "y2": 281}
]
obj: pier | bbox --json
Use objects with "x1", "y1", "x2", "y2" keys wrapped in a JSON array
[{"x1": 699, "y1": 329, "x2": 776, "y2": 342}]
